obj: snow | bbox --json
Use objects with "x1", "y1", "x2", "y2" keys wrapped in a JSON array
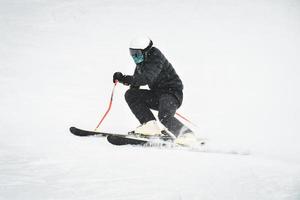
[{"x1": 1, "y1": 0, "x2": 300, "y2": 199}]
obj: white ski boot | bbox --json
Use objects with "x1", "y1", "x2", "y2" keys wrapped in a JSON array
[
  {"x1": 134, "y1": 120, "x2": 162, "y2": 136},
  {"x1": 175, "y1": 132, "x2": 205, "y2": 146}
]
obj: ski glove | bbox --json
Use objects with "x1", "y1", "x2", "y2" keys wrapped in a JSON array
[
  {"x1": 113, "y1": 72, "x2": 133, "y2": 85},
  {"x1": 113, "y1": 72, "x2": 123, "y2": 83}
]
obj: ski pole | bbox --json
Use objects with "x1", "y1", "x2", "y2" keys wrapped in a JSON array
[
  {"x1": 175, "y1": 112, "x2": 198, "y2": 127},
  {"x1": 94, "y1": 81, "x2": 118, "y2": 131}
]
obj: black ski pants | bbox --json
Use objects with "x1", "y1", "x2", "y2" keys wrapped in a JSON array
[{"x1": 125, "y1": 88, "x2": 190, "y2": 137}]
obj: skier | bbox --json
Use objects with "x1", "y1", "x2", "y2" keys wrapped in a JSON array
[{"x1": 113, "y1": 36, "x2": 198, "y2": 145}]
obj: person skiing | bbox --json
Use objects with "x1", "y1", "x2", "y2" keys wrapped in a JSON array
[{"x1": 113, "y1": 36, "x2": 198, "y2": 145}]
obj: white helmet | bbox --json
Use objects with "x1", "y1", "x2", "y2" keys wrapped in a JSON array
[{"x1": 129, "y1": 36, "x2": 152, "y2": 50}]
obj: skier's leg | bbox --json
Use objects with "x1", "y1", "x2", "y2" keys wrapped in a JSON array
[
  {"x1": 125, "y1": 88, "x2": 159, "y2": 124},
  {"x1": 158, "y1": 94, "x2": 192, "y2": 137},
  {"x1": 125, "y1": 88, "x2": 162, "y2": 135}
]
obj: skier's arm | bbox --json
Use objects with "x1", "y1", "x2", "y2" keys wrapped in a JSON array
[
  {"x1": 113, "y1": 72, "x2": 133, "y2": 85},
  {"x1": 131, "y1": 59, "x2": 163, "y2": 87},
  {"x1": 113, "y1": 52, "x2": 163, "y2": 87},
  {"x1": 113, "y1": 64, "x2": 162, "y2": 87}
]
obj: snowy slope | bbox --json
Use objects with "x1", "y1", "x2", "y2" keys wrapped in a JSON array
[
  {"x1": 1, "y1": 141, "x2": 300, "y2": 200},
  {"x1": 1, "y1": 0, "x2": 300, "y2": 199}
]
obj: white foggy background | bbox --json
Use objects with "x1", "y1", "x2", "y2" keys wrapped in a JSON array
[
  {"x1": 0, "y1": 0, "x2": 300, "y2": 200},
  {"x1": 1, "y1": 0, "x2": 299, "y2": 159}
]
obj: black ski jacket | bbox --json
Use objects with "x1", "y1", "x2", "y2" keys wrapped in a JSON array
[{"x1": 129, "y1": 47, "x2": 183, "y2": 106}]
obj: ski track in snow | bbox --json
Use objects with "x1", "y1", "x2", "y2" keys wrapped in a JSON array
[{"x1": 1, "y1": 0, "x2": 300, "y2": 199}]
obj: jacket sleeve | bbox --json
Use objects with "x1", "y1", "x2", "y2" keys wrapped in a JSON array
[
  {"x1": 131, "y1": 54, "x2": 164, "y2": 87},
  {"x1": 129, "y1": 69, "x2": 139, "y2": 89}
]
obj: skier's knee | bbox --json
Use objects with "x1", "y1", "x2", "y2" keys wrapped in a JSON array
[
  {"x1": 125, "y1": 88, "x2": 138, "y2": 103},
  {"x1": 125, "y1": 89, "x2": 132, "y2": 102}
]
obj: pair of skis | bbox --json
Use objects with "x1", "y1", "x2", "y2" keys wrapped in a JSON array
[
  {"x1": 69, "y1": 127, "x2": 251, "y2": 155},
  {"x1": 69, "y1": 127, "x2": 178, "y2": 146}
]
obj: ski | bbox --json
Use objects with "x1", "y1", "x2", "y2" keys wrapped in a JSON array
[
  {"x1": 70, "y1": 127, "x2": 161, "y2": 146},
  {"x1": 70, "y1": 127, "x2": 126, "y2": 137},
  {"x1": 107, "y1": 135, "x2": 149, "y2": 145}
]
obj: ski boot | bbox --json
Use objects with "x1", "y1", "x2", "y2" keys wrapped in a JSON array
[
  {"x1": 133, "y1": 120, "x2": 162, "y2": 137},
  {"x1": 175, "y1": 132, "x2": 206, "y2": 147}
]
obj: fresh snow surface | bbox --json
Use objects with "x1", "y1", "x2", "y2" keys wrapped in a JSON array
[{"x1": 1, "y1": 0, "x2": 300, "y2": 199}]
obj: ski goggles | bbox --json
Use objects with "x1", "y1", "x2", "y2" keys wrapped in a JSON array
[{"x1": 129, "y1": 49, "x2": 144, "y2": 64}]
